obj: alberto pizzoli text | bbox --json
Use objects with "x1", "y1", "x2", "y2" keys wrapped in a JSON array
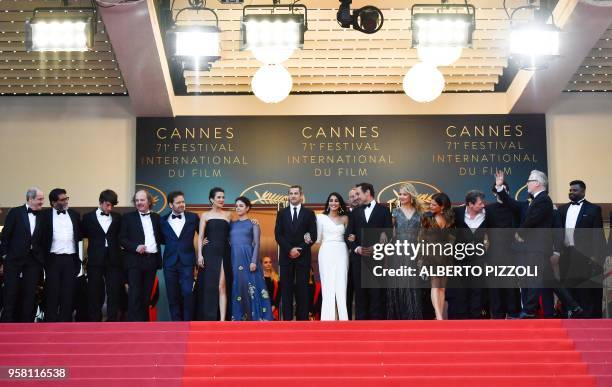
[{"x1": 371, "y1": 241, "x2": 538, "y2": 279}]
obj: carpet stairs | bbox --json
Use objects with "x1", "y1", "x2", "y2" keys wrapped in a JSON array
[{"x1": 0, "y1": 319, "x2": 611, "y2": 386}]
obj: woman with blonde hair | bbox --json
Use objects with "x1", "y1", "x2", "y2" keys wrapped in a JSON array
[{"x1": 386, "y1": 183, "x2": 423, "y2": 320}]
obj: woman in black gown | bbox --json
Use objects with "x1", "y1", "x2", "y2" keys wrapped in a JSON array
[{"x1": 196, "y1": 187, "x2": 232, "y2": 321}]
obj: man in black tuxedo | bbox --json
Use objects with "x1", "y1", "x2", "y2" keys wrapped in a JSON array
[
  {"x1": 0, "y1": 188, "x2": 45, "y2": 322},
  {"x1": 345, "y1": 187, "x2": 360, "y2": 319},
  {"x1": 274, "y1": 185, "x2": 317, "y2": 321},
  {"x1": 345, "y1": 182, "x2": 392, "y2": 320},
  {"x1": 82, "y1": 190, "x2": 122, "y2": 321},
  {"x1": 34, "y1": 188, "x2": 82, "y2": 322},
  {"x1": 495, "y1": 171, "x2": 581, "y2": 318},
  {"x1": 449, "y1": 190, "x2": 488, "y2": 319},
  {"x1": 160, "y1": 191, "x2": 199, "y2": 321},
  {"x1": 557, "y1": 180, "x2": 606, "y2": 318},
  {"x1": 486, "y1": 182, "x2": 521, "y2": 319},
  {"x1": 120, "y1": 189, "x2": 163, "y2": 322}
]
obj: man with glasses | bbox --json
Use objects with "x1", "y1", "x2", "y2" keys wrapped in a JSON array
[
  {"x1": 494, "y1": 171, "x2": 582, "y2": 318},
  {"x1": 34, "y1": 188, "x2": 82, "y2": 322}
]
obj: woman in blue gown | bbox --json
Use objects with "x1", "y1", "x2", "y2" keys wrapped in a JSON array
[{"x1": 230, "y1": 196, "x2": 272, "y2": 321}]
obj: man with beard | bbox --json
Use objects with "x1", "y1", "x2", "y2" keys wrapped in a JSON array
[
  {"x1": 557, "y1": 180, "x2": 606, "y2": 318},
  {"x1": 35, "y1": 188, "x2": 82, "y2": 322}
]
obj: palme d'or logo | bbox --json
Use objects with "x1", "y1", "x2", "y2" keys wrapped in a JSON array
[
  {"x1": 515, "y1": 184, "x2": 529, "y2": 201},
  {"x1": 135, "y1": 183, "x2": 167, "y2": 214},
  {"x1": 377, "y1": 181, "x2": 442, "y2": 208},
  {"x1": 240, "y1": 182, "x2": 307, "y2": 206}
]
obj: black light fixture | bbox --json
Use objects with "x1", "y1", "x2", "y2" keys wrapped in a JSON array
[
  {"x1": 166, "y1": 1, "x2": 221, "y2": 71},
  {"x1": 410, "y1": 2, "x2": 475, "y2": 67},
  {"x1": 25, "y1": 6, "x2": 96, "y2": 52},
  {"x1": 241, "y1": 1, "x2": 308, "y2": 64},
  {"x1": 507, "y1": 0, "x2": 560, "y2": 70},
  {"x1": 411, "y1": 3, "x2": 475, "y2": 48},
  {"x1": 336, "y1": 0, "x2": 384, "y2": 34}
]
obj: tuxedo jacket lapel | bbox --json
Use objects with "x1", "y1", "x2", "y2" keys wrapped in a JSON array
[
  {"x1": 358, "y1": 206, "x2": 367, "y2": 225},
  {"x1": 93, "y1": 213, "x2": 107, "y2": 236},
  {"x1": 177, "y1": 217, "x2": 188, "y2": 240},
  {"x1": 135, "y1": 213, "x2": 145, "y2": 242},
  {"x1": 20, "y1": 205, "x2": 31, "y2": 239},
  {"x1": 575, "y1": 201, "x2": 589, "y2": 228},
  {"x1": 288, "y1": 207, "x2": 298, "y2": 232}
]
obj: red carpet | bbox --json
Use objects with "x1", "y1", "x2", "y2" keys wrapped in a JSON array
[{"x1": 0, "y1": 320, "x2": 610, "y2": 386}]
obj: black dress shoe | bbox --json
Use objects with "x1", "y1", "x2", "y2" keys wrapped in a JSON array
[{"x1": 568, "y1": 306, "x2": 584, "y2": 319}]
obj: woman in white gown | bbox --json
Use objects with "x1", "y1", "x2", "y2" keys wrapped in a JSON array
[{"x1": 309, "y1": 192, "x2": 350, "y2": 320}]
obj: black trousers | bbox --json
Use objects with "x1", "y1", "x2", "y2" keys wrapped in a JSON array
[
  {"x1": 346, "y1": 258, "x2": 354, "y2": 320},
  {"x1": 280, "y1": 261, "x2": 309, "y2": 321},
  {"x1": 489, "y1": 288, "x2": 521, "y2": 318},
  {"x1": 351, "y1": 255, "x2": 384, "y2": 320},
  {"x1": 447, "y1": 258, "x2": 484, "y2": 320},
  {"x1": 520, "y1": 252, "x2": 578, "y2": 315},
  {"x1": 163, "y1": 261, "x2": 195, "y2": 321},
  {"x1": 447, "y1": 288, "x2": 483, "y2": 319},
  {"x1": 561, "y1": 247, "x2": 603, "y2": 318},
  {"x1": 2, "y1": 256, "x2": 42, "y2": 322},
  {"x1": 45, "y1": 253, "x2": 80, "y2": 322},
  {"x1": 87, "y1": 257, "x2": 124, "y2": 322},
  {"x1": 127, "y1": 267, "x2": 156, "y2": 322}
]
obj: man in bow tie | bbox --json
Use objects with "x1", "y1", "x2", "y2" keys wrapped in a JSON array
[
  {"x1": 557, "y1": 180, "x2": 606, "y2": 318},
  {"x1": 120, "y1": 189, "x2": 163, "y2": 321},
  {"x1": 345, "y1": 182, "x2": 392, "y2": 320},
  {"x1": 160, "y1": 191, "x2": 199, "y2": 321},
  {"x1": 82, "y1": 190, "x2": 123, "y2": 321},
  {"x1": 34, "y1": 188, "x2": 82, "y2": 322},
  {"x1": 1, "y1": 187, "x2": 45, "y2": 322}
]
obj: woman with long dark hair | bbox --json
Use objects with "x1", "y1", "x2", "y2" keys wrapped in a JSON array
[
  {"x1": 312, "y1": 192, "x2": 350, "y2": 320},
  {"x1": 196, "y1": 187, "x2": 232, "y2": 321},
  {"x1": 420, "y1": 192, "x2": 455, "y2": 320}
]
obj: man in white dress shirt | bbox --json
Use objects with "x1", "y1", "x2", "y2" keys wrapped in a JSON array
[
  {"x1": 557, "y1": 180, "x2": 606, "y2": 318},
  {"x1": 35, "y1": 188, "x2": 82, "y2": 322},
  {"x1": 160, "y1": 191, "x2": 199, "y2": 321},
  {"x1": 1, "y1": 187, "x2": 45, "y2": 322},
  {"x1": 82, "y1": 190, "x2": 123, "y2": 321},
  {"x1": 120, "y1": 190, "x2": 163, "y2": 321}
]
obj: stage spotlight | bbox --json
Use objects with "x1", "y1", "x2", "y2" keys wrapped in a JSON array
[
  {"x1": 508, "y1": 4, "x2": 560, "y2": 70},
  {"x1": 242, "y1": 14, "x2": 304, "y2": 64},
  {"x1": 25, "y1": 11, "x2": 95, "y2": 52},
  {"x1": 241, "y1": 4, "x2": 308, "y2": 65},
  {"x1": 167, "y1": 25, "x2": 221, "y2": 70},
  {"x1": 411, "y1": 4, "x2": 475, "y2": 66},
  {"x1": 336, "y1": 1, "x2": 384, "y2": 34},
  {"x1": 166, "y1": 5, "x2": 221, "y2": 71}
]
